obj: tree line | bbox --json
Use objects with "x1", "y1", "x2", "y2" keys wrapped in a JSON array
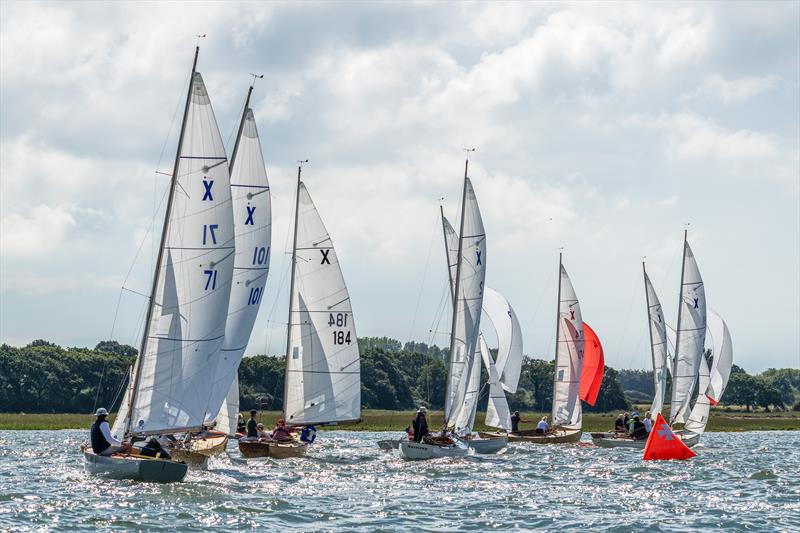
[{"x1": 0, "y1": 338, "x2": 796, "y2": 414}]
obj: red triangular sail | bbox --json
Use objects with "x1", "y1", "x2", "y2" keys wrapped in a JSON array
[
  {"x1": 642, "y1": 413, "x2": 697, "y2": 460},
  {"x1": 579, "y1": 322, "x2": 604, "y2": 406}
]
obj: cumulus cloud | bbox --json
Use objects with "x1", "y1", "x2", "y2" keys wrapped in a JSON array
[
  {"x1": 0, "y1": 205, "x2": 77, "y2": 258},
  {"x1": 682, "y1": 74, "x2": 779, "y2": 104}
]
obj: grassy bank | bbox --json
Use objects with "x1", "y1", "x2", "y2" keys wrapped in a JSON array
[{"x1": 1, "y1": 409, "x2": 799, "y2": 432}]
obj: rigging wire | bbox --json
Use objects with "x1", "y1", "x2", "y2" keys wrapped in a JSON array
[{"x1": 406, "y1": 209, "x2": 442, "y2": 347}]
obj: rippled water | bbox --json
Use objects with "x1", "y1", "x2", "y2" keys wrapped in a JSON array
[{"x1": 0, "y1": 430, "x2": 798, "y2": 532}]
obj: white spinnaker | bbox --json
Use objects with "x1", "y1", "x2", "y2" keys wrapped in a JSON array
[
  {"x1": 444, "y1": 178, "x2": 487, "y2": 424},
  {"x1": 284, "y1": 183, "x2": 360, "y2": 425},
  {"x1": 216, "y1": 378, "x2": 239, "y2": 437},
  {"x1": 705, "y1": 309, "x2": 733, "y2": 404},
  {"x1": 481, "y1": 335, "x2": 511, "y2": 430},
  {"x1": 129, "y1": 72, "x2": 235, "y2": 435},
  {"x1": 552, "y1": 264, "x2": 584, "y2": 430},
  {"x1": 481, "y1": 287, "x2": 523, "y2": 393},
  {"x1": 210, "y1": 107, "x2": 272, "y2": 425},
  {"x1": 644, "y1": 271, "x2": 669, "y2": 416},
  {"x1": 450, "y1": 337, "x2": 483, "y2": 435},
  {"x1": 683, "y1": 355, "x2": 711, "y2": 436},
  {"x1": 670, "y1": 241, "x2": 706, "y2": 425}
]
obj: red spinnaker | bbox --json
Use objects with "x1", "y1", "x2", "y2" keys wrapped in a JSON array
[
  {"x1": 642, "y1": 413, "x2": 697, "y2": 460},
  {"x1": 579, "y1": 322, "x2": 604, "y2": 406}
]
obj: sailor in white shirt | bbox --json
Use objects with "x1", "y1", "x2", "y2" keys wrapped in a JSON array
[{"x1": 643, "y1": 411, "x2": 653, "y2": 433}]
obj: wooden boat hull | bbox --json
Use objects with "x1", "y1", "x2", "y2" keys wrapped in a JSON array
[
  {"x1": 238, "y1": 439, "x2": 307, "y2": 459},
  {"x1": 480, "y1": 428, "x2": 582, "y2": 444},
  {"x1": 398, "y1": 439, "x2": 469, "y2": 460},
  {"x1": 83, "y1": 450, "x2": 188, "y2": 483},
  {"x1": 465, "y1": 435, "x2": 507, "y2": 454},
  {"x1": 168, "y1": 432, "x2": 228, "y2": 468}
]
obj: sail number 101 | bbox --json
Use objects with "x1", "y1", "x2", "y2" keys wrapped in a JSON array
[{"x1": 329, "y1": 313, "x2": 351, "y2": 345}]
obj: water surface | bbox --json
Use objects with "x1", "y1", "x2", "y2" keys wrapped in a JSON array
[{"x1": 0, "y1": 431, "x2": 797, "y2": 531}]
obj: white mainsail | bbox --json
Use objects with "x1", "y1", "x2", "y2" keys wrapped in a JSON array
[
  {"x1": 705, "y1": 309, "x2": 733, "y2": 405},
  {"x1": 124, "y1": 70, "x2": 235, "y2": 436},
  {"x1": 643, "y1": 266, "x2": 669, "y2": 416},
  {"x1": 444, "y1": 177, "x2": 487, "y2": 427},
  {"x1": 683, "y1": 354, "x2": 711, "y2": 435},
  {"x1": 551, "y1": 260, "x2": 584, "y2": 430},
  {"x1": 283, "y1": 182, "x2": 360, "y2": 425},
  {"x1": 670, "y1": 237, "x2": 707, "y2": 425},
  {"x1": 481, "y1": 287, "x2": 523, "y2": 393},
  {"x1": 481, "y1": 334, "x2": 511, "y2": 430},
  {"x1": 210, "y1": 97, "x2": 272, "y2": 425},
  {"x1": 216, "y1": 377, "x2": 240, "y2": 437}
]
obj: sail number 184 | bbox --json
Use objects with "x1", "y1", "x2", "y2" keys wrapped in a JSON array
[{"x1": 329, "y1": 313, "x2": 351, "y2": 345}]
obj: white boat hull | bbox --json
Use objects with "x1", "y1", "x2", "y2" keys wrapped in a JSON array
[
  {"x1": 398, "y1": 440, "x2": 469, "y2": 460},
  {"x1": 83, "y1": 451, "x2": 188, "y2": 483},
  {"x1": 466, "y1": 435, "x2": 507, "y2": 454}
]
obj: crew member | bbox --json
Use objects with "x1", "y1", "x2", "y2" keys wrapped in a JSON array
[
  {"x1": 90, "y1": 408, "x2": 129, "y2": 456},
  {"x1": 412, "y1": 407, "x2": 429, "y2": 443},
  {"x1": 247, "y1": 409, "x2": 259, "y2": 438}
]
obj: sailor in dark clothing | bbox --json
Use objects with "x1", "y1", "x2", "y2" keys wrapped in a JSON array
[
  {"x1": 630, "y1": 415, "x2": 648, "y2": 440},
  {"x1": 247, "y1": 409, "x2": 258, "y2": 438},
  {"x1": 139, "y1": 437, "x2": 171, "y2": 460},
  {"x1": 90, "y1": 408, "x2": 129, "y2": 456},
  {"x1": 510, "y1": 411, "x2": 528, "y2": 433},
  {"x1": 412, "y1": 407, "x2": 429, "y2": 443},
  {"x1": 614, "y1": 413, "x2": 626, "y2": 433}
]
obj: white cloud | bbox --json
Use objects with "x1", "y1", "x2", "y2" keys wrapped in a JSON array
[
  {"x1": 682, "y1": 74, "x2": 779, "y2": 104},
  {"x1": 0, "y1": 204, "x2": 77, "y2": 258}
]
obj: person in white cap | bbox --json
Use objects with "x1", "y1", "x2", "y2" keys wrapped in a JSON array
[{"x1": 90, "y1": 408, "x2": 129, "y2": 456}]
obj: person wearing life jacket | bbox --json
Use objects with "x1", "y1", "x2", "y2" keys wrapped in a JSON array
[
  {"x1": 272, "y1": 418, "x2": 292, "y2": 441},
  {"x1": 247, "y1": 409, "x2": 259, "y2": 438},
  {"x1": 614, "y1": 413, "x2": 626, "y2": 433},
  {"x1": 630, "y1": 414, "x2": 648, "y2": 440},
  {"x1": 139, "y1": 437, "x2": 171, "y2": 460},
  {"x1": 412, "y1": 407, "x2": 429, "y2": 443},
  {"x1": 628, "y1": 412, "x2": 639, "y2": 433},
  {"x1": 90, "y1": 408, "x2": 129, "y2": 456}
]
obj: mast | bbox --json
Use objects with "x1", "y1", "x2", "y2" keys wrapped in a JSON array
[
  {"x1": 282, "y1": 161, "x2": 304, "y2": 414},
  {"x1": 670, "y1": 229, "x2": 688, "y2": 420},
  {"x1": 126, "y1": 46, "x2": 200, "y2": 437},
  {"x1": 228, "y1": 85, "x2": 254, "y2": 173},
  {"x1": 550, "y1": 252, "x2": 563, "y2": 422},
  {"x1": 443, "y1": 157, "x2": 470, "y2": 425},
  {"x1": 440, "y1": 204, "x2": 455, "y2": 300}
]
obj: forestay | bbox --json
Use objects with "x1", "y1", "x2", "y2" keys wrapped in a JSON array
[
  {"x1": 670, "y1": 240, "x2": 706, "y2": 425},
  {"x1": 284, "y1": 183, "x2": 360, "y2": 425},
  {"x1": 128, "y1": 72, "x2": 235, "y2": 436},
  {"x1": 705, "y1": 309, "x2": 733, "y2": 405},
  {"x1": 644, "y1": 270, "x2": 669, "y2": 416},
  {"x1": 552, "y1": 263, "x2": 584, "y2": 430},
  {"x1": 444, "y1": 178, "x2": 487, "y2": 425},
  {"x1": 210, "y1": 105, "x2": 272, "y2": 425}
]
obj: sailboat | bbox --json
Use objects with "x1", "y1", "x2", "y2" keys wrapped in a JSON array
[
  {"x1": 85, "y1": 46, "x2": 234, "y2": 482},
  {"x1": 440, "y1": 210, "x2": 522, "y2": 453},
  {"x1": 592, "y1": 233, "x2": 733, "y2": 448},
  {"x1": 508, "y1": 254, "x2": 584, "y2": 443},
  {"x1": 201, "y1": 83, "x2": 273, "y2": 447},
  {"x1": 398, "y1": 157, "x2": 485, "y2": 460},
  {"x1": 238, "y1": 162, "x2": 361, "y2": 459}
]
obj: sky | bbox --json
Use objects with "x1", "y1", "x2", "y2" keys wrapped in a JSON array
[{"x1": 1, "y1": 1, "x2": 798, "y2": 373}]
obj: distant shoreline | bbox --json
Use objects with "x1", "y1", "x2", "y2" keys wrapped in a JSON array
[{"x1": 2, "y1": 410, "x2": 798, "y2": 432}]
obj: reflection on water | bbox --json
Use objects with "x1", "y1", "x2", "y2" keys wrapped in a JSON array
[{"x1": 0, "y1": 431, "x2": 798, "y2": 531}]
